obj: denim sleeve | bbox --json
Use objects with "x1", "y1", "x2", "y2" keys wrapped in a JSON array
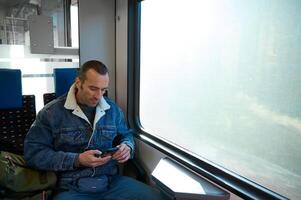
[
  {"x1": 116, "y1": 106, "x2": 135, "y2": 158},
  {"x1": 24, "y1": 109, "x2": 77, "y2": 171}
]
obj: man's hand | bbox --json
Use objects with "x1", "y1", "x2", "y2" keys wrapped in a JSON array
[
  {"x1": 112, "y1": 143, "x2": 131, "y2": 163},
  {"x1": 78, "y1": 149, "x2": 112, "y2": 167}
]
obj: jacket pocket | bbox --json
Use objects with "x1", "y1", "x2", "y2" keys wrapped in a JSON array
[
  {"x1": 92, "y1": 126, "x2": 117, "y2": 149},
  {"x1": 55, "y1": 128, "x2": 87, "y2": 151},
  {"x1": 101, "y1": 126, "x2": 116, "y2": 140}
]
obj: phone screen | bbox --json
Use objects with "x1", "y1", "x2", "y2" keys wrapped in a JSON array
[
  {"x1": 93, "y1": 147, "x2": 119, "y2": 158},
  {"x1": 94, "y1": 147, "x2": 118, "y2": 158}
]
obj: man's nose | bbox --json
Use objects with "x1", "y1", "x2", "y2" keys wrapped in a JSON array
[{"x1": 94, "y1": 90, "x2": 102, "y2": 99}]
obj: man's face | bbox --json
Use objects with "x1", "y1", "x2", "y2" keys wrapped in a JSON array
[{"x1": 75, "y1": 68, "x2": 109, "y2": 107}]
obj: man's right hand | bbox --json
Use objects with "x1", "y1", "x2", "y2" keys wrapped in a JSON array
[{"x1": 78, "y1": 149, "x2": 112, "y2": 167}]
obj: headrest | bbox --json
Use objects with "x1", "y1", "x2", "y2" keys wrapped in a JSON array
[
  {"x1": 0, "y1": 69, "x2": 23, "y2": 109},
  {"x1": 54, "y1": 68, "x2": 78, "y2": 97}
]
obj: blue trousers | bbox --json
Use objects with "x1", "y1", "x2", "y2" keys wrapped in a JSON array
[{"x1": 54, "y1": 175, "x2": 167, "y2": 200}]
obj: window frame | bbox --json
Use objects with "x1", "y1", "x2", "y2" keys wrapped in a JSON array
[{"x1": 127, "y1": 0, "x2": 289, "y2": 199}]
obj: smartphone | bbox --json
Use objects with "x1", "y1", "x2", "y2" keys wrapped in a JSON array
[{"x1": 94, "y1": 147, "x2": 119, "y2": 158}]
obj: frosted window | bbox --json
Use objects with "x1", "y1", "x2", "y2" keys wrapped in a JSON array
[{"x1": 140, "y1": 0, "x2": 301, "y2": 199}]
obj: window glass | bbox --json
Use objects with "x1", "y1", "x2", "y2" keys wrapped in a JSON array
[
  {"x1": 0, "y1": 0, "x2": 79, "y2": 111},
  {"x1": 70, "y1": 0, "x2": 79, "y2": 48},
  {"x1": 140, "y1": 0, "x2": 301, "y2": 199}
]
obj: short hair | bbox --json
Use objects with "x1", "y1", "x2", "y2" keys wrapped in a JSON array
[{"x1": 78, "y1": 60, "x2": 108, "y2": 81}]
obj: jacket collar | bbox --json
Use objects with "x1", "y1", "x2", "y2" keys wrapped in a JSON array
[{"x1": 64, "y1": 83, "x2": 110, "y2": 111}]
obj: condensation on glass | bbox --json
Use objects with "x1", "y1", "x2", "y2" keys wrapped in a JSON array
[{"x1": 139, "y1": 0, "x2": 301, "y2": 199}]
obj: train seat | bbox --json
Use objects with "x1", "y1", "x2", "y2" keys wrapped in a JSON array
[
  {"x1": 53, "y1": 68, "x2": 78, "y2": 97},
  {"x1": 0, "y1": 69, "x2": 23, "y2": 109},
  {"x1": 0, "y1": 69, "x2": 36, "y2": 155},
  {"x1": 43, "y1": 68, "x2": 78, "y2": 105}
]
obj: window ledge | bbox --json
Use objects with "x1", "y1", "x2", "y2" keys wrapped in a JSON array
[{"x1": 152, "y1": 157, "x2": 230, "y2": 200}]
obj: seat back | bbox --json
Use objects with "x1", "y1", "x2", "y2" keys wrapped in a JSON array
[
  {"x1": 0, "y1": 69, "x2": 36, "y2": 155},
  {"x1": 43, "y1": 68, "x2": 78, "y2": 105},
  {"x1": 43, "y1": 92, "x2": 56, "y2": 105},
  {"x1": 54, "y1": 68, "x2": 78, "y2": 97},
  {"x1": 0, "y1": 69, "x2": 22, "y2": 109}
]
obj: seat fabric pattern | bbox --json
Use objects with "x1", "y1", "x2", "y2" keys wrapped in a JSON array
[{"x1": 0, "y1": 95, "x2": 36, "y2": 155}]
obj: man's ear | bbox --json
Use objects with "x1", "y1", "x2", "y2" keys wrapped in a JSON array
[{"x1": 75, "y1": 77, "x2": 81, "y2": 88}]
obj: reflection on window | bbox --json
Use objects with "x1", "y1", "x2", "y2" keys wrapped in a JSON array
[
  {"x1": 0, "y1": 0, "x2": 79, "y2": 111},
  {"x1": 139, "y1": 0, "x2": 301, "y2": 199},
  {"x1": 71, "y1": 1, "x2": 79, "y2": 47}
]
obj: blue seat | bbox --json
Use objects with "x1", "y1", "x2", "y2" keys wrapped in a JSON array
[
  {"x1": 0, "y1": 69, "x2": 36, "y2": 155},
  {"x1": 0, "y1": 69, "x2": 22, "y2": 109},
  {"x1": 53, "y1": 68, "x2": 78, "y2": 97}
]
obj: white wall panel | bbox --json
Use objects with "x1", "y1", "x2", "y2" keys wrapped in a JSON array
[{"x1": 79, "y1": 0, "x2": 115, "y2": 99}]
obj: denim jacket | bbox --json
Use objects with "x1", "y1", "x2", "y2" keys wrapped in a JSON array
[{"x1": 24, "y1": 84, "x2": 134, "y2": 190}]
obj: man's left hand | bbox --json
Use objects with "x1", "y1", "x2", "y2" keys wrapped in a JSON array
[{"x1": 112, "y1": 143, "x2": 131, "y2": 163}]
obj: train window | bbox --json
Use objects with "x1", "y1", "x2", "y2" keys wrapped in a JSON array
[
  {"x1": 0, "y1": 0, "x2": 79, "y2": 111},
  {"x1": 139, "y1": 0, "x2": 300, "y2": 199},
  {"x1": 70, "y1": 1, "x2": 79, "y2": 48}
]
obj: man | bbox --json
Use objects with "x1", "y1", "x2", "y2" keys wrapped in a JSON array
[{"x1": 24, "y1": 60, "x2": 165, "y2": 200}]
